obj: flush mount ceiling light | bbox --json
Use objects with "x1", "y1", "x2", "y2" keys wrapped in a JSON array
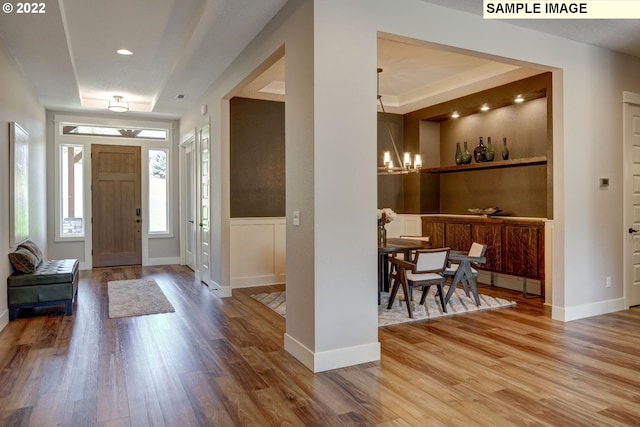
[
  {"x1": 117, "y1": 48, "x2": 133, "y2": 56},
  {"x1": 108, "y1": 96, "x2": 129, "y2": 112}
]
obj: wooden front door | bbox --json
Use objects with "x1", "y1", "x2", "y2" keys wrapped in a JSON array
[{"x1": 92, "y1": 145, "x2": 142, "y2": 267}]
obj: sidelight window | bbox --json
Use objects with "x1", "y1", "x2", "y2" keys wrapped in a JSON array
[
  {"x1": 60, "y1": 144, "x2": 85, "y2": 237},
  {"x1": 148, "y1": 148, "x2": 169, "y2": 234}
]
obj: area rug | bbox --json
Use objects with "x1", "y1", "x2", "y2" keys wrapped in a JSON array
[
  {"x1": 108, "y1": 279, "x2": 175, "y2": 319},
  {"x1": 251, "y1": 286, "x2": 515, "y2": 327}
]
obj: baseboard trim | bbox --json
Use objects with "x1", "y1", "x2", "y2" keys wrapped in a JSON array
[
  {"x1": 231, "y1": 275, "x2": 286, "y2": 289},
  {"x1": 211, "y1": 284, "x2": 232, "y2": 298},
  {"x1": 552, "y1": 297, "x2": 626, "y2": 322},
  {"x1": 0, "y1": 309, "x2": 8, "y2": 332},
  {"x1": 144, "y1": 257, "x2": 181, "y2": 266},
  {"x1": 284, "y1": 333, "x2": 380, "y2": 373}
]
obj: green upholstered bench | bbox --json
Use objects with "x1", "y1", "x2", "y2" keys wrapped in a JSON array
[{"x1": 7, "y1": 240, "x2": 79, "y2": 321}]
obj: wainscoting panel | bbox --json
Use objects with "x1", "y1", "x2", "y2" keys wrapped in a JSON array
[
  {"x1": 385, "y1": 214, "x2": 423, "y2": 238},
  {"x1": 231, "y1": 218, "x2": 286, "y2": 288}
]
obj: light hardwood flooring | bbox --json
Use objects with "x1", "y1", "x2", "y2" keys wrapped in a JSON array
[{"x1": 1, "y1": 265, "x2": 639, "y2": 426}]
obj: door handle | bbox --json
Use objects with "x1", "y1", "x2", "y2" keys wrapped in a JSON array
[
  {"x1": 136, "y1": 219, "x2": 142, "y2": 223},
  {"x1": 136, "y1": 208, "x2": 141, "y2": 216},
  {"x1": 629, "y1": 227, "x2": 639, "y2": 234},
  {"x1": 188, "y1": 220, "x2": 195, "y2": 224}
]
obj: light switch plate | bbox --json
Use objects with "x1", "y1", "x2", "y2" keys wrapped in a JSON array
[{"x1": 293, "y1": 211, "x2": 300, "y2": 226}]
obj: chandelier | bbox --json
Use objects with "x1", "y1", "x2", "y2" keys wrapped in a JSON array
[{"x1": 377, "y1": 68, "x2": 421, "y2": 175}]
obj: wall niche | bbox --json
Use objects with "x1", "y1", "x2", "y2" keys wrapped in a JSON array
[{"x1": 402, "y1": 72, "x2": 553, "y2": 219}]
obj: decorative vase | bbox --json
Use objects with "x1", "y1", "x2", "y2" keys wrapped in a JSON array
[
  {"x1": 473, "y1": 136, "x2": 487, "y2": 163},
  {"x1": 461, "y1": 141, "x2": 472, "y2": 164},
  {"x1": 455, "y1": 142, "x2": 463, "y2": 165},
  {"x1": 378, "y1": 223, "x2": 387, "y2": 245},
  {"x1": 502, "y1": 137, "x2": 510, "y2": 160},
  {"x1": 485, "y1": 137, "x2": 495, "y2": 161}
]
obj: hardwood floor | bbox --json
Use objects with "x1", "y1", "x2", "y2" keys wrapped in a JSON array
[{"x1": 1, "y1": 265, "x2": 639, "y2": 426}]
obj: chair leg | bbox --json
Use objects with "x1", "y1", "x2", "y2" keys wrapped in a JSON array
[
  {"x1": 437, "y1": 283, "x2": 447, "y2": 312},
  {"x1": 387, "y1": 275, "x2": 401, "y2": 309},
  {"x1": 469, "y1": 276, "x2": 481, "y2": 306},
  {"x1": 404, "y1": 281, "x2": 413, "y2": 318},
  {"x1": 419, "y1": 286, "x2": 430, "y2": 305}
]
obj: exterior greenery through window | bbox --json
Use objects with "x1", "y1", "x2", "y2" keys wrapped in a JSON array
[
  {"x1": 149, "y1": 149, "x2": 168, "y2": 233},
  {"x1": 61, "y1": 145, "x2": 84, "y2": 236}
]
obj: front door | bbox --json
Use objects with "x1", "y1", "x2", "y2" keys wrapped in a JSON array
[
  {"x1": 624, "y1": 99, "x2": 640, "y2": 307},
  {"x1": 92, "y1": 144, "x2": 142, "y2": 267}
]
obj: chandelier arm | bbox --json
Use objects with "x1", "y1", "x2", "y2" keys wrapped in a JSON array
[{"x1": 378, "y1": 97, "x2": 403, "y2": 167}]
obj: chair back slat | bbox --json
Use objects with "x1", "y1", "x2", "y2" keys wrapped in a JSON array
[
  {"x1": 414, "y1": 248, "x2": 449, "y2": 273},
  {"x1": 469, "y1": 242, "x2": 487, "y2": 258}
]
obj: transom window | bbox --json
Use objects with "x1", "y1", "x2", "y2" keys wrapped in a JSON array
[{"x1": 62, "y1": 125, "x2": 168, "y2": 140}]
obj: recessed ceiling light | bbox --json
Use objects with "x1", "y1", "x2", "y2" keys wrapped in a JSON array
[
  {"x1": 451, "y1": 112, "x2": 460, "y2": 119},
  {"x1": 514, "y1": 94, "x2": 525, "y2": 103},
  {"x1": 480, "y1": 104, "x2": 490, "y2": 112},
  {"x1": 117, "y1": 49, "x2": 134, "y2": 56}
]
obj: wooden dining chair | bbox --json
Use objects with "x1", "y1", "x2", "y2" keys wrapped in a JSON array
[
  {"x1": 388, "y1": 247, "x2": 450, "y2": 318},
  {"x1": 388, "y1": 235, "x2": 431, "y2": 283},
  {"x1": 444, "y1": 242, "x2": 487, "y2": 306}
]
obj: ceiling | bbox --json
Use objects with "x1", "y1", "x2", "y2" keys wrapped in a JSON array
[
  {"x1": 0, "y1": 0, "x2": 638, "y2": 119},
  {"x1": 0, "y1": 0, "x2": 288, "y2": 118}
]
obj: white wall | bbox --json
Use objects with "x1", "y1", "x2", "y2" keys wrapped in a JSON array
[
  {"x1": 181, "y1": 0, "x2": 381, "y2": 372},
  {"x1": 385, "y1": 214, "x2": 423, "y2": 237},
  {"x1": 0, "y1": 39, "x2": 47, "y2": 330},
  {"x1": 179, "y1": 0, "x2": 640, "y2": 370}
]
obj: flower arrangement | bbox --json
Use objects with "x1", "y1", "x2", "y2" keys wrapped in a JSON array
[{"x1": 377, "y1": 208, "x2": 397, "y2": 226}]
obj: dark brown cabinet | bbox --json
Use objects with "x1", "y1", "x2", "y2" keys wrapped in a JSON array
[{"x1": 421, "y1": 216, "x2": 545, "y2": 282}]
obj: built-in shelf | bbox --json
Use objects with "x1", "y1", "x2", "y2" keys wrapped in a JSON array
[{"x1": 422, "y1": 156, "x2": 547, "y2": 173}]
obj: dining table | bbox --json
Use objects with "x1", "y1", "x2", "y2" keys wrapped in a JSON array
[{"x1": 378, "y1": 237, "x2": 431, "y2": 304}]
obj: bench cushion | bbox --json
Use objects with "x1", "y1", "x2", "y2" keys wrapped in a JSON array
[{"x1": 8, "y1": 259, "x2": 79, "y2": 287}]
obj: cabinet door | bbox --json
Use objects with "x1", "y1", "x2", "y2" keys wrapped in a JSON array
[
  {"x1": 471, "y1": 223, "x2": 501, "y2": 271},
  {"x1": 502, "y1": 225, "x2": 543, "y2": 278},
  {"x1": 445, "y1": 223, "x2": 471, "y2": 251},
  {"x1": 421, "y1": 220, "x2": 444, "y2": 247}
]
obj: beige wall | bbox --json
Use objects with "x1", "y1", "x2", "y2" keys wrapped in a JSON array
[
  {"x1": 438, "y1": 97, "x2": 548, "y2": 217},
  {"x1": 0, "y1": 39, "x2": 47, "y2": 330}
]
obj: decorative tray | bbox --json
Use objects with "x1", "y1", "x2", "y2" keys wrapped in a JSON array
[{"x1": 468, "y1": 207, "x2": 501, "y2": 216}]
